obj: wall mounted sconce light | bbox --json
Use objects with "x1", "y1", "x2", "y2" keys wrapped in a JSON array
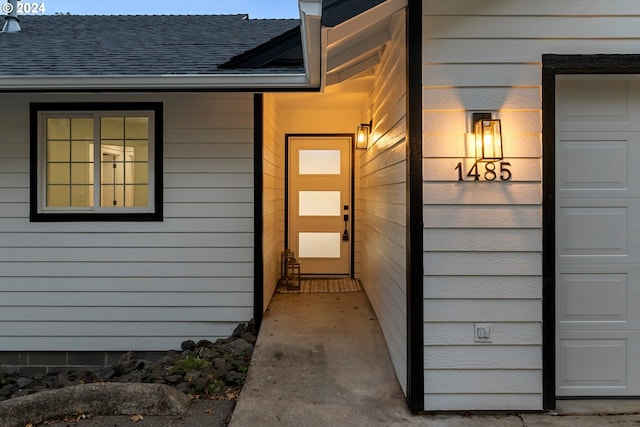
[
  {"x1": 457, "y1": 112, "x2": 512, "y2": 182},
  {"x1": 473, "y1": 112, "x2": 503, "y2": 161},
  {"x1": 356, "y1": 120, "x2": 372, "y2": 150}
]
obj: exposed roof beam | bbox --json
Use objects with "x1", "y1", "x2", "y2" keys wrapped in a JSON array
[
  {"x1": 327, "y1": 29, "x2": 390, "y2": 73},
  {"x1": 326, "y1": 52, "x2": 380, "y2": 86},
  {"x1": 327, "y1": 0, "x2": 406, "y2": 46}
]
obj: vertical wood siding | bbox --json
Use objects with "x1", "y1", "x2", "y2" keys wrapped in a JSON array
[
  {"x1": 0, "y1": 92, "x2": 254, "y2": 351},
  {"x1": 360, "y1": 11, "x2": 408, "y2": 393},
  {"x1": 262, "y1": 95, "x2": 285, "y2": 307},
  {"x1": 422, "y1": 0, "x2": 640, "y2": 410}
]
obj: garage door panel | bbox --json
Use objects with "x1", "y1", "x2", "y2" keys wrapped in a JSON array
[
  {"x1": 556, "y1": 133, "x2": 640, "y2": 197},
  {"x1": 557, "y1": 332, "x2": 640, "y2": 396},
  {"x1": 556, "y1": 265, "x2": 640, "y2": 328},
  {"x1": 556, "y1": 80, "x2": 630, "y2": 131},
  {"x1": 557, "y1": 273, "x2": 628, "y2": 324},
  {"x1": 557, "y1": 337, "x2": 628, "y2": 394},
  {"x1": 557, "y1": 202, "x2": 629, "y2": 259},
  {"x1": 557, "y1": 199, "x2": 640, "y2": 262},
  {"x1": 558, "y1": 205, "x2": 627, "y2": 256},
  {"x1": 556, "y1": 77, "x2": 640, "y2": 397}
]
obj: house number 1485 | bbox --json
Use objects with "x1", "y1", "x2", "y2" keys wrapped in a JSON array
[{"x1": 454, "y1": 161, "x2": 512, "y2": 182}]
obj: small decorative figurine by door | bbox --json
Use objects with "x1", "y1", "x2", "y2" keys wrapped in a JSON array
[{"x1": 288, "y1": 135, "x2": 352, "y2": 276}]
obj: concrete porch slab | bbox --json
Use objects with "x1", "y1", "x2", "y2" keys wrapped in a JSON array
[
  {"x1": 228, "y1": 291, "x2": 418, "y2": 427},
  {"x1": 229, "y1": 291, "x2": 640, "y2": 427}
]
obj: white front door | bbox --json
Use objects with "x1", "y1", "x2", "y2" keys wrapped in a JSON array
[
  {"x1": 288, "y1": 136, "x2": 352, "y2": 276},
  {"x1": 556, "y1": 76, "x2": 640, "y2": 396}
]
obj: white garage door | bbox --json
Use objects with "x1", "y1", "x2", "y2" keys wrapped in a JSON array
[{"x1": 556, "y1": 75, "x2": 640, "y2": 397}]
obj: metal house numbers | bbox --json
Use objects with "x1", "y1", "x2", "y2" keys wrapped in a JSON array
[{"x1": 454, "y1": 160, "x2": 512, "y2": 182}]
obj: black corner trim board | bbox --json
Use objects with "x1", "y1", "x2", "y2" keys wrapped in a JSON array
[
  {"x1": 253, "y1": 94, "x2": 265, "y2": 331},
  {"x1": 541, "y1": 54, "x2": 640, "y2": 411},
  {"x1": 29, "y1": 102, "x2": 163, "y2": 222},
  {"x1": 406, "y1": 0, "x2": 424, "y2": 413}
]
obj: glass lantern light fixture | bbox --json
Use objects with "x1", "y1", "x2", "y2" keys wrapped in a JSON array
[
  {"x1": 473, "y1": 112, "x2": 503, "y2": 161},
  {"x1": 356, "y1": 120, "x2": 372, "y2": 150}
]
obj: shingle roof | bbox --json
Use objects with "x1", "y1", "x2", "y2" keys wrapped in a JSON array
[
  {"x1": 220, "y1": 0, "x2": 387, "y2": 71},
  {"x1": 0, "y1": 15, "x2": 302, "y2": 76}
]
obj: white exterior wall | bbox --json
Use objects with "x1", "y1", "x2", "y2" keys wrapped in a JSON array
[
  {"x1": 422, "y1": 0, "x2": 640, "y2": 411},
  {"x1": 0, "y1": 92, "x2": 255, "y2": 351},
  {"x1": 262, "y1": 94, "x2": 285, "y2": 307},
  {"x1": 360, "y1": 11, "x2": 408, "y2": 393}
]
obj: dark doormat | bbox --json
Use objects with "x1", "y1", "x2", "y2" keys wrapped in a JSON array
[{"x1": 277, "y1": 278, "x2": 362, "y2": 293}]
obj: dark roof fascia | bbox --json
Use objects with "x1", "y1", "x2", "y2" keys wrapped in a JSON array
[{"x1": 219, "y1": 26, "x2": 303, "y2": 69}]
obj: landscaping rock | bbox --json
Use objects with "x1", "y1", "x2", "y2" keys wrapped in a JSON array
[
  {"x1": 197, "y1": 339, "x2": 212, "y2": 348},
  {"x1": 13, "y1": 389, "x2": 36, "y2": 398},
  {"x1": 241, "y1": 331, "x2": 257, "y2": 343},
  {"x1": 224, "y1": 371, "x2": 244, "y2": 385},
  {"x1": 0, "y1": 383, "x2": 190, "y2": 427},
  {"x1": 0, "y1": 320, "x2": 256, "y2": 407},
  {"x1": 181, "y1": 339, "x2": 197, "y2": 351},
  {"x1": 165, "y1": 375, "x2": 183, "y2": 385},
  {"x1": 97, "y1": 366, "x2": 116, "y2": 380},
  {"x1": 214, "y1": 357, "x2": 233, "y2": 372},
  {"x1": 15, "y1": 377, "x2": 33, "y2": 389},
  {"x1": 227, "y1": 338, "x2": 254, "y2": 355},
  {"x1": 0, "y1": 385, "x2": 14, "y2": 398},
  {"x1": 232, "y1": 323, "x2": 247, "y2": 337},
  {"x1": 117, "y1": 351, "x2": 134, "y2": 365},
  {"x1": 176, "y1": 382, "x2": 194, "y2": 393}
]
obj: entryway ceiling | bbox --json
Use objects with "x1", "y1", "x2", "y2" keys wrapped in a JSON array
[{"x1": 324, "y1": 0, "x2": 407, "y2": 86}]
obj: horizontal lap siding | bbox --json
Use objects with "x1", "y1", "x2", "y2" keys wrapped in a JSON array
[
  {"x1": 422, "y1": 0, "x2": 544, "y2": 410},
  {"x1": 361, "y1": 11, "x2": 408, "y2": 393},
  {"x1": 0, "y1": 93, "x2": 254, "y2": 351},
  {"x1": 262, "y1": 95, "x2": 285, "y2": 308},
  {"x1": 422, "y1": 0, "x2": 640, "y2": 411}
]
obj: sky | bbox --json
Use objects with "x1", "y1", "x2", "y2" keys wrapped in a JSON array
[{"x1": 19, "y1": 0, "x2": 300, "y2": 18}]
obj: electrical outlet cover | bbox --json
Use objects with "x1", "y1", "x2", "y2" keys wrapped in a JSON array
[{"x1": 474, "y1": 323, "x2": 492, "y2": 343}]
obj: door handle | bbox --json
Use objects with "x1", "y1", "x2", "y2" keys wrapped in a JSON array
[{"x1": 343, "y1": 214, "x2": 349, "y2": 241}]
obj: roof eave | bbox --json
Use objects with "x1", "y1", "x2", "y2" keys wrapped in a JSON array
[
  {"x1": 299, "y1": 0, "x2": 323, "y2": 88},
  {"x1": 0, "y1": 73, "x2": 314, "y2": 91},
  {"x1": 325, "y1": 0, "x2": 407, "y2": 86}
]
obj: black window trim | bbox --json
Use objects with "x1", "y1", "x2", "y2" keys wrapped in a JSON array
[{"x1": 30, "y1": 102, "x2": 163, "y2": 222}]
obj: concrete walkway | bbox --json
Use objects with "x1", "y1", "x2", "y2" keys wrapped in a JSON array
[{"x1": 229, "y1": 291, "x2": 640, "y2": 427}]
